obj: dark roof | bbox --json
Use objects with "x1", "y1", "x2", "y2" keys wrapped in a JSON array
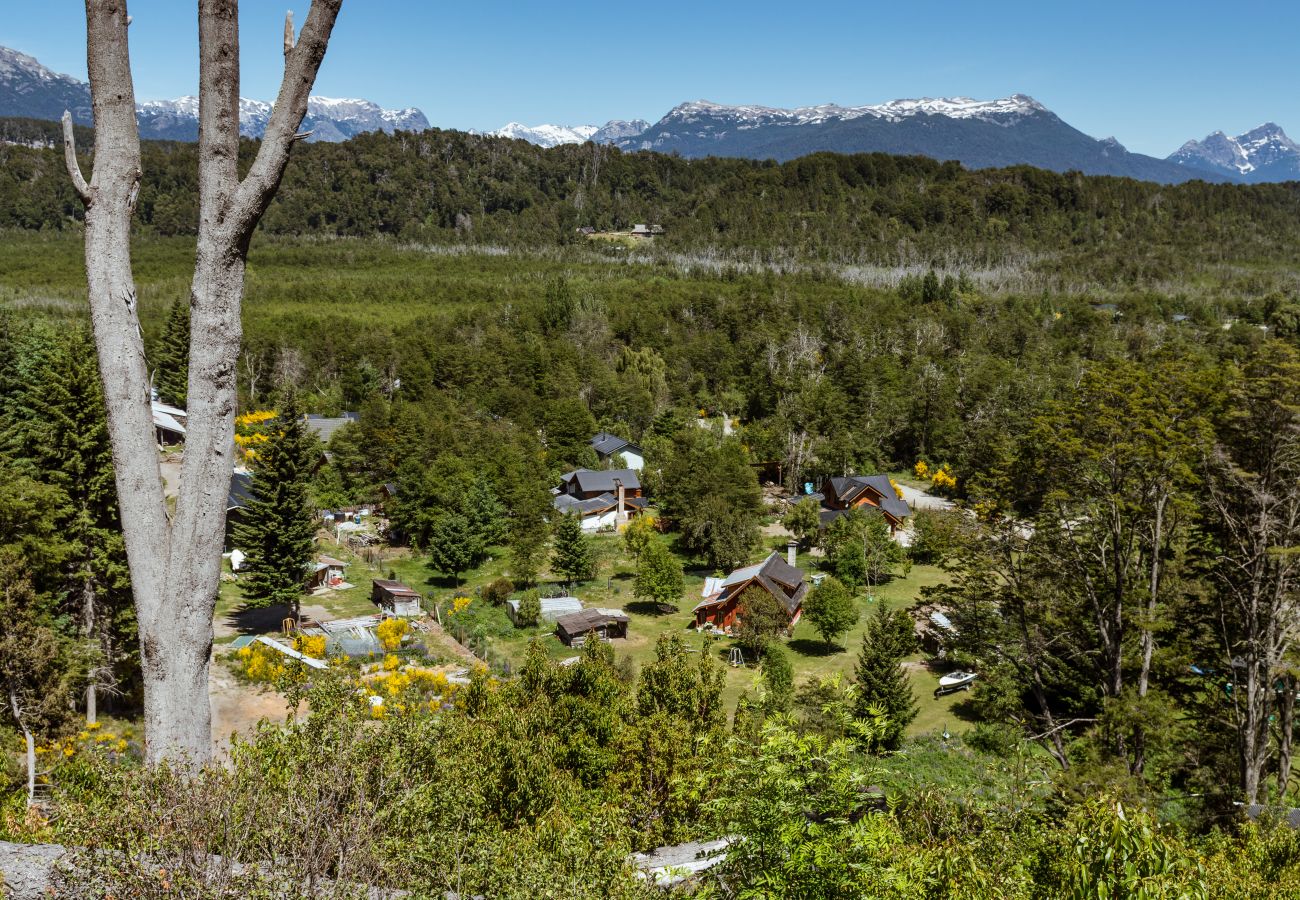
[
  {"x1": 555, "y1": 608, "x2": 630, "y2": 635},
  {"x1": 590, "y1": 431, "x2": 642, "y2": 458},
  {"x1": 825, "y1": 474, "x2": 911, "y2": 523},
  {"x1": 561, "y1": 467, "x2": 641, "y2": 494},
  {"x1": 697, "y1": 551, "x2": 806, "y2": 617},
  {"x1": 554, "y1": 492, "x2": 648, "y2": 517},
  {"x1": 304, "y1": 412, "x2": 360, "y2": 444},
  {"x1": 372, "y1": 579, "x2": 420, "y2": 599},
  {"x1": 227, "y1": 472, "x2": 254, "y2": 511}
]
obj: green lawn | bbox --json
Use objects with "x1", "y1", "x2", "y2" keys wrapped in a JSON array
[{"x1": 217, "y1": 522, "x2": 971, "y2": 738}]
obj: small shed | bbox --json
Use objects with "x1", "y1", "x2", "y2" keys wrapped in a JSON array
[
  {"x1": 507, "y1": 595, "x2": 583, "y2": 626},
  {"x1": 555, "y1": 608, "x2": 630, "y2": 647},
  {"x1": 371, "y1": 579, "x2": 423, "y2": 617},
  {"x1": 306, "y1": 556, "x2": 349, "y2": 591}
]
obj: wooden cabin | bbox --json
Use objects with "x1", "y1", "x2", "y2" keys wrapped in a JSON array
[
  {"x1": 694, "y1": 551, "x2": 807, "y2": 631},
  {"x1": 555, "y1": 608, "x2": 630, "y2": 647},
  {"x1": 371, "y1": 579, "x2": 423, "y2": 617}
]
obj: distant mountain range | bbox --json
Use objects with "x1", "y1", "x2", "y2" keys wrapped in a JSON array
[
  {"x1": 490, "y1": 98, "x2": 1300, "y2": 185},
  {"x1": 6, "y1": 43, "x2": 1300, "y2": 184},
  {"x1": 0, "y1": 45, "x2": 427, "y2": 142}
]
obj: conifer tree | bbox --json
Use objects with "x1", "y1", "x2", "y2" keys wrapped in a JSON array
[
  {"x1": 153, "y1": 296, "x2": 190, "y2": 408},
  {"x1": 551, "y1": 512, "x2": 595, "y2": 585},
  {"x1": 233, "y1": 395, "x2": 318, "y2": 623},
  {"x1": 2, "y1": 326, "x2": 132, "y2": 721},
  {"x1": 854, "y1": 604, "x2": 918, "y2": 750}
]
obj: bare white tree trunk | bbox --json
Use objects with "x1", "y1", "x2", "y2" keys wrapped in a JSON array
[
  {"x1": 66, "y1": 0, "x2": 342, "y2": 766},
  {"x1": 8, "y1": 689, "x2": 36, "y2": 807}
]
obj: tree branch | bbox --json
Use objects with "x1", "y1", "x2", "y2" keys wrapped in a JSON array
[
  {"x1": 229, "y1": 0, "x2": 342, "y2": 240},
  {"x1": 283, "y1": 9, "x2": 295, "y2": 55},
  {"x1": 61, "y1": 111, "x2": 90, "y2": 202}
]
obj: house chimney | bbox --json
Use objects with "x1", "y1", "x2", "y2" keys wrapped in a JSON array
[
  {"x1": 787, "y1": 539, "x2": 798, "y2": 568},
  {"x1": 614, "y1": 478, "x2": 626, "y2": 525}
]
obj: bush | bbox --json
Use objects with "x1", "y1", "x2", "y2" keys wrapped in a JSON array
[
  {"x1": 515, "y1": 589, "x2": 542, "y2": 628},
  {"x1": 482, "y1": 577, "x2": 515, "y2": 606},
  {"x1": 376, "y1": 618, "x2": 409, "y2": 652}
]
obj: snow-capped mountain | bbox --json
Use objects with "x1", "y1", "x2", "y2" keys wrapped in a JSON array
[
  {"x1": 0, "y1": 46, "x2": 93, "y2": 124},
  {"x1": 615, "y1": 95, "x2": 1217, "y2": 184},
  {"x1": 1, "y1": 44, "x2": 427, "y2": 142},
  {"x1": 647, "y1": 94, "x2": 1048, "y2": 133},
  {"x1": 489, "y1": 122, "x2": 599, "y2": 148},
  {"x1": 487, "y1": 119, "x2": 649, "y2": 148},
  {"x1": 1168, "y1": 123, "x2": 1300, "y2": 183},
  {"x1": 135, "y1": 95, "x2": 428, "y2": 142}
]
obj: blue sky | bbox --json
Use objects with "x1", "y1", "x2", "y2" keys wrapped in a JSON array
[{"x1": 4, "y1": 1, "x2": 1297, "y2": 157}]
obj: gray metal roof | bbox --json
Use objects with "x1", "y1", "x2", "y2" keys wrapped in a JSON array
[
  {"x1": 561, "y1": 467, "x2": 641, "y2": 494},
  {"x1": 590, "y1": 431, "x2": 642, "y2": 458},
  {"x1": 304, "y1": 412, "x2": 360, "y2": 444},
  {"x1": 227, "y1": 471, "x2": 253, "y2": 511}
]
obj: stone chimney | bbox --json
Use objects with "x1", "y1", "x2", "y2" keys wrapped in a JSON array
[
  {"x1": 787, "y1": 539, "x2": 798, "y2": 568},
  {"x1": 614, "y1": 478, "x2": 627, "y2": 524}
]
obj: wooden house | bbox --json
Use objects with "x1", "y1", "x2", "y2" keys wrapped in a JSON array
[
  {"x1": 693, "y1": 550, "x2": 807, "y2": 631},
  {"x1": 809, "y1": 474, "x2": 911, "y2": 533},
  {"x1": 371, "y1": 579, "x2": 423, "y2": 617},
  {"x1": 555, "y1": 608, "x2": 630, "y2": 647}
]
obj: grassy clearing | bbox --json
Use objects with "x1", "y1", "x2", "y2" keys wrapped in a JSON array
[{"x1": 215, "y1": 522, "x2": 964, "y2": 735}]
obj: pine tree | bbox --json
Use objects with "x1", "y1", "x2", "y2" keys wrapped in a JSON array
[
  {"x1": 550, "y1": 512, "x2": 595, "y2": 585},
  {"x1": 2, "y1": 326, "x2": 133, "y2": 721},
  {"x1": 233, "y1": 395, "x2": 318, "y2": 622},
  {"x1": 633, "y1": 538, "x2": 685, "y2": 612},
  {"x1": 853, "y1": 604, "x2": 918, "y2": 750},
  {"x1": 153, "y1": 296, "x2": 190, "y2": 408}
]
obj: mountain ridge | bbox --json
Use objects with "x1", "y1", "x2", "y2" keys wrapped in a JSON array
[
  {"x1": 1168, "y1": 122, "x2": 1300, "y2": 182},
  {"x1": 0, "y1": 44, "x2": 428, "y2": 142}
]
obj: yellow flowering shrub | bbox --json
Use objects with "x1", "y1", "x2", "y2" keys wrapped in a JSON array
[
  {"x1": 913, "y1": 460, "x2": 930, "y2": 479},
  {"x1": 237, "y1": 643, "x2": 288, "y2": 683},
  {"x1": 451, "y1": 595, "x2": 472, "y2": 615},
  {"x1": 931, "y1": 465, "x2": 957, "y2": 491},
  {"x1": 37, "y1": 722, "x2": 136, "y2": 761},
  {"x1": 376, "y1": 618, "x2": 409, "y2": 651},
  {"x1": 889, "y1": 478, "x2": 904, "y2": 499},
  {"x1": 382, "y1": 653, "x2": 401, "y2": 671},
  {"x1": 293, "y1": 633, "x2": 327, "y2": 659}
]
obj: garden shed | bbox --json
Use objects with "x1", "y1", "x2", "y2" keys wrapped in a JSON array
[
  {"x1": 555, "y1": 608, "x2": 630, "y2": 647},
  {"x1": 371, "y1": 579, "x2": 423, "y2": 617}
]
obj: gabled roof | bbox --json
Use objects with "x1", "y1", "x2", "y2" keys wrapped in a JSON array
[
  {"x1": 695, "y1": 551, "x2": 807, "y2": 617},
  {"x1": 373, "y1": 579, "x2": 420, "y2": 598},
  {"x1": 560, "y1": 467, "x2": 641, "y2": 494},
  {"x1": 304, "y1": 411, "x2": 360, "y2": 444},
  {"x1": 826, "y1": 474, "x2": 911, "y2": 523},
  {"x1": 590, "y1": 431, "x2": 643, "y2": 458},
  {"x1": 553, "y1": 492, "x2": 647, "y2": 518}
]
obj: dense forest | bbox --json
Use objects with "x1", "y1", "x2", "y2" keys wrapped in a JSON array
[{"x1": 3, "y1": 119, "x2": 1300, "y2": 895}]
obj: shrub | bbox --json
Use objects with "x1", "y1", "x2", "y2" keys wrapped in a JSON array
[
  {"x1": 516, "y1": 589, "x2": 542, "y2": 628},
  {"x1": 482, "y1": 577, "x2": 514, "y2": 606},
  {"x1": 376, "y1": 618, "x2": 409, "y2": 652}
]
